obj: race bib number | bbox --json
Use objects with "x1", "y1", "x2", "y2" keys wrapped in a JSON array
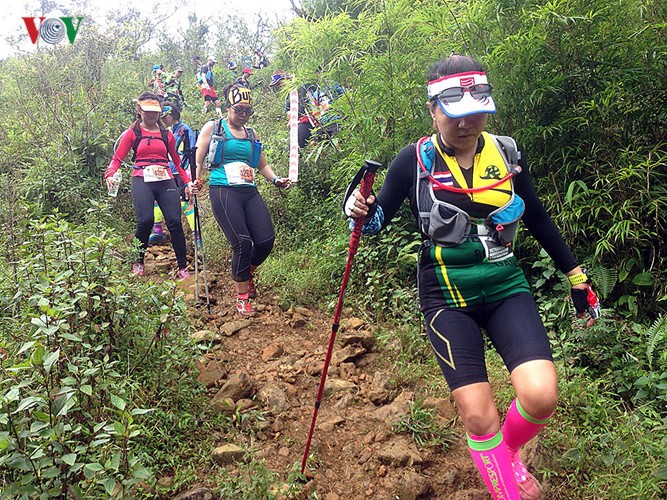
[
  {"x1": 224, "y1": 161, "x2": 255, "y2": 185},
  {"x1": 477, "y1": 223, "x2": 514, "y2": 262},
  {"x1": 143, "y1": 165, "x2": 170, "y2": 183}
]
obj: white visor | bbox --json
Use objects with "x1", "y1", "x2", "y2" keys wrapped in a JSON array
[{"x1": 428, "y1": 71, "x2": 496, "y2": 118}]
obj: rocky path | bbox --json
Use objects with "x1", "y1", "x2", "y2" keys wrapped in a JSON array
[{"x1": 143, "y1": 244, "x2": 499, "y2": 500}]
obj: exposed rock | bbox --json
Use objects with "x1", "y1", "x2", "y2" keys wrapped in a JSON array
[
  {"x1": 355, "y1": 352, "x2": 380, "y2": 368},
  {"x1": 372, "y1": 391, "x2": 413, "y2": 422},
  {"x1": 211, "y1": 443, "x2": 245, "y2": 465},
  {"x1": 194, "y1": 357, "x2": 207, "y2": 373},
  {"x1": 256, "y1": 384, "x2": 292, "y2": 413},
  {"x1": 190, "y1": 329, "x2": 220, "y2": 343},
  {"x1": 376, "y1": 464, "x2": 388, "y2": 477},
  {"x1": 212, "y1": 372, "x2": 254, "y2": 402},
  {"x1": 342, "y1": 317, "x2": 365, "y2": 330},
  {"x1": 358, "y1": 448, "x2": 373, "y2": 464},
  {"x1": 236, "y1": 398, "x2": 257, "y2": 412},
  {"x1": 196, "y1": 361, "x2": 226, "y2": 388},
  {"x1": 433, "y1": 468, "x2": 459, "y2": 487},
  {"x1": 339, "y1": 329, "x2": 375, "y2": 350},
  {"x1": 339, "y1": 362, "x2": 357, "y2": 380},
  {"x1": 293, "y1": 306, "x2": 312, "y2": 317},
  {"x1": 394, "y1": 470, "x2": 432, "y2": 499},
  {"x1": 210, "y1": 397, "x2": 235, "y2": 414},
  {"x1": 371, "y1": 371, "x2": 394, "y2": 390},
  {"x1": 318, "y1": 416, "x2": 346, "y2": 432},
  {"x1": 219, "y1": 320, "x2": 250, "y2": 336},
  {"x1": 331, "y1": 344, "x2": 368, "y2": 365},
  {"x1": 374, "y1": 427, "x2": 392, "y2": 443},
  {"x1": 323, "y1": 378, "x2": 358, "y2": 398},
  {"x1": 261, "y1": 343, "x2": 285, "y2": 362},
  {"x1": 422, "y1": 396, "x2": 457, "y2": 421},
  {"x1": 368, "y1": 389, "x2": 393, "y2": 405},
  {"x1": 375, "y1": 437, "x2": 423, "y2": 467},
  {"x1": 173, "y1": 487, "x2": 214, "y2": 500},
  {"x1": 334, "y1": 393, "x2": 354, "y2": 410},
  {"x1": 289, "y1": 314, "x2": 307, "y2": 328},
  {"x1": 277, "y1": 363, "x2": 298, "y2": 384}
]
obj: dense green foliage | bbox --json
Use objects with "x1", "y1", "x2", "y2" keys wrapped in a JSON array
[
  {"x1": 0, "y1": 0, "x2": 665, "y2": 497},
  {"x1": 267, "y1": 0, "x2": 667, "y2": 496},
  {"x1": 0, "y1": 208, "x2": 215, "y2": 497}
]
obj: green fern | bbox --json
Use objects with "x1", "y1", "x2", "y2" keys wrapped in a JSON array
[
  {"x1": 646, "y1": 314, "x2": 667, "y2": 370},
  {"x1": 587, "y1": 262, "x2": 618, "y2": 300}
]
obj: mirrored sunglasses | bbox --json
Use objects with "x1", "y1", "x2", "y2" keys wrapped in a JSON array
[
  {"x1": 435, "y1": 83, "x2": 493, "y2": 104},
  {"x1": 232, "y1": 106, "x2": 254, "y2": 116}
]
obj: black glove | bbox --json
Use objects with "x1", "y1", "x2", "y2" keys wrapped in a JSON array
[{"x1": 571, "y1": 284, "x2": 601, "y2": 321}]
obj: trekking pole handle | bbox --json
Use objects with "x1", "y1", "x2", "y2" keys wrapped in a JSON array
[{"x1": 349, "y1": 160, "x2": 382, "y2": 253}]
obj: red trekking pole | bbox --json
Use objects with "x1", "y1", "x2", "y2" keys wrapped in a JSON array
[{"x1": 300, "y1": 159, "x2": 382, "y2": 474}]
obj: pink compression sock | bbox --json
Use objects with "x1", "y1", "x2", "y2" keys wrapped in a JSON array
[
  {"x1": 502, "y1": 398, "x2": 551, "y2": 453},
  {"x1": 502, "y1": 398, "x2": 551, "y2": 484},
  {"x1": 468, "y1": 431, "x2": 520, "y2": 499}
]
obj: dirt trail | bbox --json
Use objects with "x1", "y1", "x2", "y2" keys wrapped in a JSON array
[{"x1": 143, "y1": 243, "x2": 497, "y2": 500}]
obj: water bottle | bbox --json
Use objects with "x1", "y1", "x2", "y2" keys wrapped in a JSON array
[{"x1": 108, "y1": 171, "x2": 122, "y2": 197}]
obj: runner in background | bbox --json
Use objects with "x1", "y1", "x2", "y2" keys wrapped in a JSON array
[
  {"x1": 199, "y1": 55, "x2": 223, "y2": 118},
  {"x1": 193, "y1": 85, "x2": 291, "y2": 317},
  {"x1": 104, "y1": 92, "x2": 192, "y2": 280},
  {"x1": 148, "y1": 101, "x2": 197, "y2": 245},
  {"x1": 193, "y1": 56, "x2": 202, "y2": 80},
  {"x1": 227, "y1": 59, "x2": 238, "y2": 75},
  {"x1": 234, "y1": 67, "x2": 252, "y2": 89},
  {"x1": 287, "y1": 79, "x2": 343, "y2": 148},
  {"x1": 268, "y1": 69, "x2": 289, "y2": 91},
  {"x1": 147, "y1": 64, "x2": 166, "y2": 97},
  {"x1": 252, "y1": 49, "x2": 269, "y2": 69},
  {"x1": 164, "y1": 67, "x2": 186, "y2": 110}
]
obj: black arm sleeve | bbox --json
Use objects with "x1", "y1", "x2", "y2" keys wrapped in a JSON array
[
  {"x1": 375, "y1": 144, "x2": 418, "y2": 229},
  {"x1": 514, "y1": 156, "x2": 579, "y2": 274}
]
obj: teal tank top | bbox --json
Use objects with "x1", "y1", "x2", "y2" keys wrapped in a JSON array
[{"x1": 209, "y1": 119, "x2": 257, "y2": 187}]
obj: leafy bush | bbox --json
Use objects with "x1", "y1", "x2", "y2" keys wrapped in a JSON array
[
  {"x1": 544, "y1": 371, "x2": 667, "y2": 498},
  {"x1": 0, "y1": 210, "x2": 207, "y2": 497}
]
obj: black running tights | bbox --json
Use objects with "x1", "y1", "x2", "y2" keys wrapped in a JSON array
[
  {"x1": 209, "y1": 185, "x2": 275, "y2": 282},
  {"x1": 131, "y1": 176, "x2": 187, "y2": 269}
]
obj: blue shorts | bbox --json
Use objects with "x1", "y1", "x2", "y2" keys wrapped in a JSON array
[{"x1": 424, "y1": 292, "x2": 553, "y2": 391}]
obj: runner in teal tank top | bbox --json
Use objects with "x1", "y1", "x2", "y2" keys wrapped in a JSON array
[
  {"x1": 193, "y1": 84, "x2": 292, "y2": 317},
  {"x1": 209, "y1": 119, "x2": 257, "y2": 187}
]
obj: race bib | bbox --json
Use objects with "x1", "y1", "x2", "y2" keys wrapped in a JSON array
[
  {"x1": 224, "y1": 161, "x2": 255, "y2": 185},
  {"x1": 143, "y1": 165, "x2": 171, "y2": 183},
  {"x1": 477, "y1": 223, "x2": 514, "y2": 262}
]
